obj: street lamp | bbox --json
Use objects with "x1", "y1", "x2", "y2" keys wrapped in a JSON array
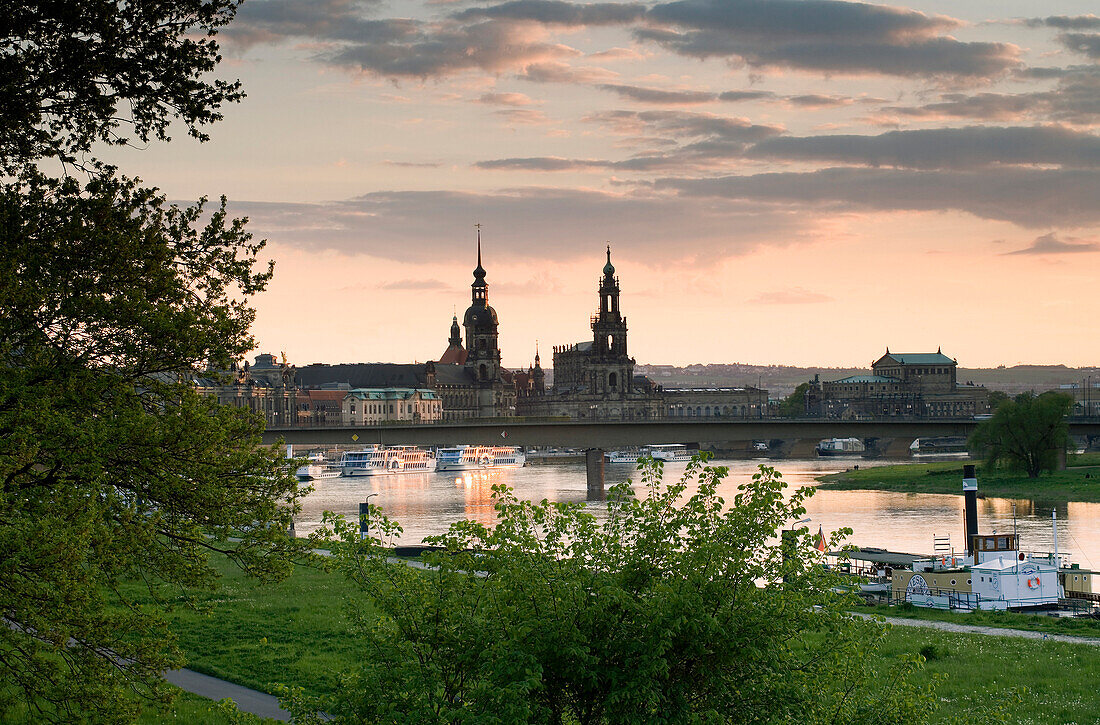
[{"x1": 359, "y1": 492, "x2": 379, "y2": 541}]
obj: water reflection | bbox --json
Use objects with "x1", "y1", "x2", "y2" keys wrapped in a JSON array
[{"x1": 295, "y1": 458, "x2": 1100, "y2": 567}]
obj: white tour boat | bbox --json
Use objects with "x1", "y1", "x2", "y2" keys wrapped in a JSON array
[
  {"x1": 436, "y1": 445, "x2": 526, "y2": 472},
  {"x1": 295, "y1": 453, "x2": 341, "y2": 481},
  {"x1": 339, "y1": 446, "x2": 437, "y2": 476},
  {"x1": 605, "y1": 447, "x2": 645, "y2": 464},
  {"x1": 646, "y1": 444, "x2": 698, "y2": 462},
  {"x1": 815, "y1": 438, "x2": 866, "y2": 457}
]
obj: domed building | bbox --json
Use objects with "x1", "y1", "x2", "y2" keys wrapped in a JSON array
[{"x1": 430, "y1": 231, "x2": 516, "y2": 420}]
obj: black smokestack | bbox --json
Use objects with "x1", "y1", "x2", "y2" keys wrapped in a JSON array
[{"x1": 963, "y1": 464, "x2": 978, "y2": 557}]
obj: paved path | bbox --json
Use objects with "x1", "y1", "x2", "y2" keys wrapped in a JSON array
[
  {"x1": 164, "y1": 668, "x2": 292, "y2": 722},
  {"x1": 856, "y1": 612, "x2": 1100, "y2": 646}
]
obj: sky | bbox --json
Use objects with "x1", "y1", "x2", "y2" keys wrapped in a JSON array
[{"x1": 104, "y1": 0, "x2": 1100, "y2": 370}]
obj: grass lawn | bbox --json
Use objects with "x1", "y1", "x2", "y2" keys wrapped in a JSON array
[
  {"x1": 858, "y1": 603, "x2": 1100, "y2": 639},
  {"x1": 114, "y1": 551, "x2": 1100, "y2": 724},
  {"x1": 816, "y1": 455, "x2": 1100, "y2": 502},
  {"x1": 119, "y1": 551, "x2": 369, "y2": 701},
  {"x1": 878, "y1": 626, "x2": 1100, "y2": 724}
]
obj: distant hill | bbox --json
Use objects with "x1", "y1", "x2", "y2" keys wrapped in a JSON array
[{"x1": 632, "y1": 363, "x2": 1100, "y2": 399}]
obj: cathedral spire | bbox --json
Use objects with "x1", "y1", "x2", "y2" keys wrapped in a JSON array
[{"x1": 473, "y1": 224, "x2": 486, "y2": 286}]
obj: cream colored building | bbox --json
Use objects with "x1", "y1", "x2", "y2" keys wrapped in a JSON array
[{"x1": 342, "y1": 388, "x2": 442, "y2": 425}]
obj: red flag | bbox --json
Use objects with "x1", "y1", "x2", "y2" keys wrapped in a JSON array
[{"x1": 815, "y1": 525, "x2": 827, "y2": 553}]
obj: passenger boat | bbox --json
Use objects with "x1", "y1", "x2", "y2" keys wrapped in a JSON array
[
  {"x1": 435, "y1": 445, "x2": 526, "y2": 472},
  {"x1": 606, "y1": 447, "x2": 644, "y2": 464},
  {"x1": 815, "y1": 438, "x2": 866, "y2": 457},
  {"x1": 646, "y1": 444, "x2": 698, "y2": 462},
  {"x1": 909, "y1": 436, "x2": 968, "y2": 456},
  {"x1": 295, "y1": 453, "x2": 341, "y2": 481},
  {"x1": 338, "y1": 446, "x2": 437, "y2": 476}
]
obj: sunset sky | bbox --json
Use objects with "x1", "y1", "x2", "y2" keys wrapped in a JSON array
[{"x1": 104, "y1": 0, "x2": 1100, "y2": 369}]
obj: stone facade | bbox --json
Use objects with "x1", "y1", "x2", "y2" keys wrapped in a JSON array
[
  {"x1": 809, "y1": 349, "x2": 991, "y2": 418},
  {"x1": 342, "y1": 388, "x2": 442, "y2": 425},
  {"x1": 662, "y1": 387, "x2": 768, "y2": 419},
  {"x1": 516, "y1": 248, "x2": 664, "y2": 420},
  {"x1": 192, "y1": 353, "x2": 298, "y2": 428}
]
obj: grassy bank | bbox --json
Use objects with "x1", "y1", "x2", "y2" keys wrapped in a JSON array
[
  {"x1": 112, "y1": 551, "x2": 1100, "y2": 724},
  {"x1": 816, "y1": 454, "x2": 1100, "y2": 502}
]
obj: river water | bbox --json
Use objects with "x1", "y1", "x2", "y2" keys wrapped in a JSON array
[{"x1": 295, "y1": 457, "x2": 1100, "y2": 568}]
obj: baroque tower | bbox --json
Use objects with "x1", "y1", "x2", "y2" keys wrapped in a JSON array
[
  {"x1": 590, "y1": 245, "x2": 632, "y2": 394},
  {"x1": 461, "y1": 228, "x2": 512, "y2": 418}
]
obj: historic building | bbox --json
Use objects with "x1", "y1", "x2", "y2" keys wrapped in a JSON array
[
  {"x1": 662, "y1": 386, "x2": 769, "y2": 419},
  {"x1": 191, "y1": 352, "x2": 299, "y2": 428},
  {"x1": 430, "y1": 234, "x2": 516, "y2": 419},
  {"x1": 195, "y1": 239, "x2": 779, "y2": 426},
  {"x1": 516, "y1": 247, "x2": 663, "y2": 420},
  {"x1": 809, "y1": 348, "x2": 991, "y2": 418},
  {"x1": 342, "y1": 387, "x2": 442, "y2": 425}
]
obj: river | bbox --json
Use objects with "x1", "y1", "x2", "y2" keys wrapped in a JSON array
[{"x1": 295, "y1": 457, "x2": 1100, "y2": 567}]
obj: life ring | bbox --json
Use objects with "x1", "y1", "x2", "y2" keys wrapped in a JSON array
[{"x1": 1026, "y1": 576, "x2": 1041, "y2": 590}]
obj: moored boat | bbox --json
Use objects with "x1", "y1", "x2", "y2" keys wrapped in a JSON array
[
  {"x1": 436, "y1": 445, "x2": 526, "y2": 472},
  {"x1": 909, "y1": 436, "x2": 969, "y2": 456},
  {"x1": 339, "y1": 446, "x2": 437, "y2": 476},
  {"x1": 295, "y1": 453, "x2": 341, "y2": 481},
  {"x1": 815, "y1": 438, "x2": 865, "y2": 457},
  {"x1": 646, "y1": 444, "x2": 698, "y2": 462},
  {"x1": 606, "y1": 447, "x2": 644, "y2": 464}
]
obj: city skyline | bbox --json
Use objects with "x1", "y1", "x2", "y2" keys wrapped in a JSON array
[{"x1": 98, "y1": 0, "x2": 1100, "y2": 369}]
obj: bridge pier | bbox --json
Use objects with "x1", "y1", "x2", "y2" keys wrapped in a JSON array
[{"x1": 585, "y1": 448, "x2": 605, "y2": 495}]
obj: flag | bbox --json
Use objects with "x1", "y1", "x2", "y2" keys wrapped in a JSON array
[{"x1": 815, "y1": 525, "x2": 827, "y2": 554}]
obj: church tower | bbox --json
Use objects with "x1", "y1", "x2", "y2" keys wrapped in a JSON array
[
  {"x1": 590, "y1": 245, "x2": 632, "y2": 394},
  {"x1": 437, "y1": 312, "x2": 467, "y2": 364},
  {"x1": 462, "y1": 228, "x2": 501, "y2": 385},
  {"x1": 532, "y1": 342, "x2": 545, "y2": 396}
]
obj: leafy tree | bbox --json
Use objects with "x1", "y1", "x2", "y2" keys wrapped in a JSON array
[
  {"x1": 777, "y1": 381, "x2": 811, "y2": 417},
  {"x1": 298, "y1": 458, "x2": 937, "y2": 724},
  {"x1": 969, "y1": 392, "x2": 1073, "y2": 478},
  {"x1": 1, "y1": 1, "x2": 306, "y2": 721},
  {"x1": 1, "y1": 0, "x2": 242, "y2": 171},
  {"x1": 987, "y1": 390, "x2": 1010, "y2": 411}
]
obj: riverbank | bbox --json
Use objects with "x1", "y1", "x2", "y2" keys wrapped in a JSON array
[
  {"x1": 102, "y1": 551, "x2": 1100, "y2": 723},
  {"x1": 815, "y1": 453, "x2": 1100, "y2": 502}
]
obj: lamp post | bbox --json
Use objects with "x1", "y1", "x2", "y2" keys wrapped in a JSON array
[{"x1": 360, "y1": 492, "x2": 379, "y2": 541}]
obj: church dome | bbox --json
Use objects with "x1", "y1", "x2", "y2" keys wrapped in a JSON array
[
  {"x1": 464, "y1": 303, "x2": 499, "y2": 330},
  {"x1": 603, "y1": 245, "x2": 615, "y2": 276}
]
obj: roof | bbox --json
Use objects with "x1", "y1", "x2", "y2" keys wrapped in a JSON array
[
  {"x1": 972, "y1": 557, "x2": 1057, "y2": 572},
  {"x1": 433, "y1": 363, "x2": 476, "y2": 386},
  {"x1": 830, "y1": 375, "x2": 899, "y2": 384},
  {"x1": 829, "y1": 547, "x2": 930, "y2": 567},
  {"x1": 438, "y1": 343, "x2": 468, "y2": 365},
  {"x1": 876, "y1": 352, "x2": 956, "y2": 366},
  {"x1": 296, "y1": 363, "x2": 427, "y2": 389},
  {"x1": 345, "y1": 388, "x2": 439, "y2": 401}
]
